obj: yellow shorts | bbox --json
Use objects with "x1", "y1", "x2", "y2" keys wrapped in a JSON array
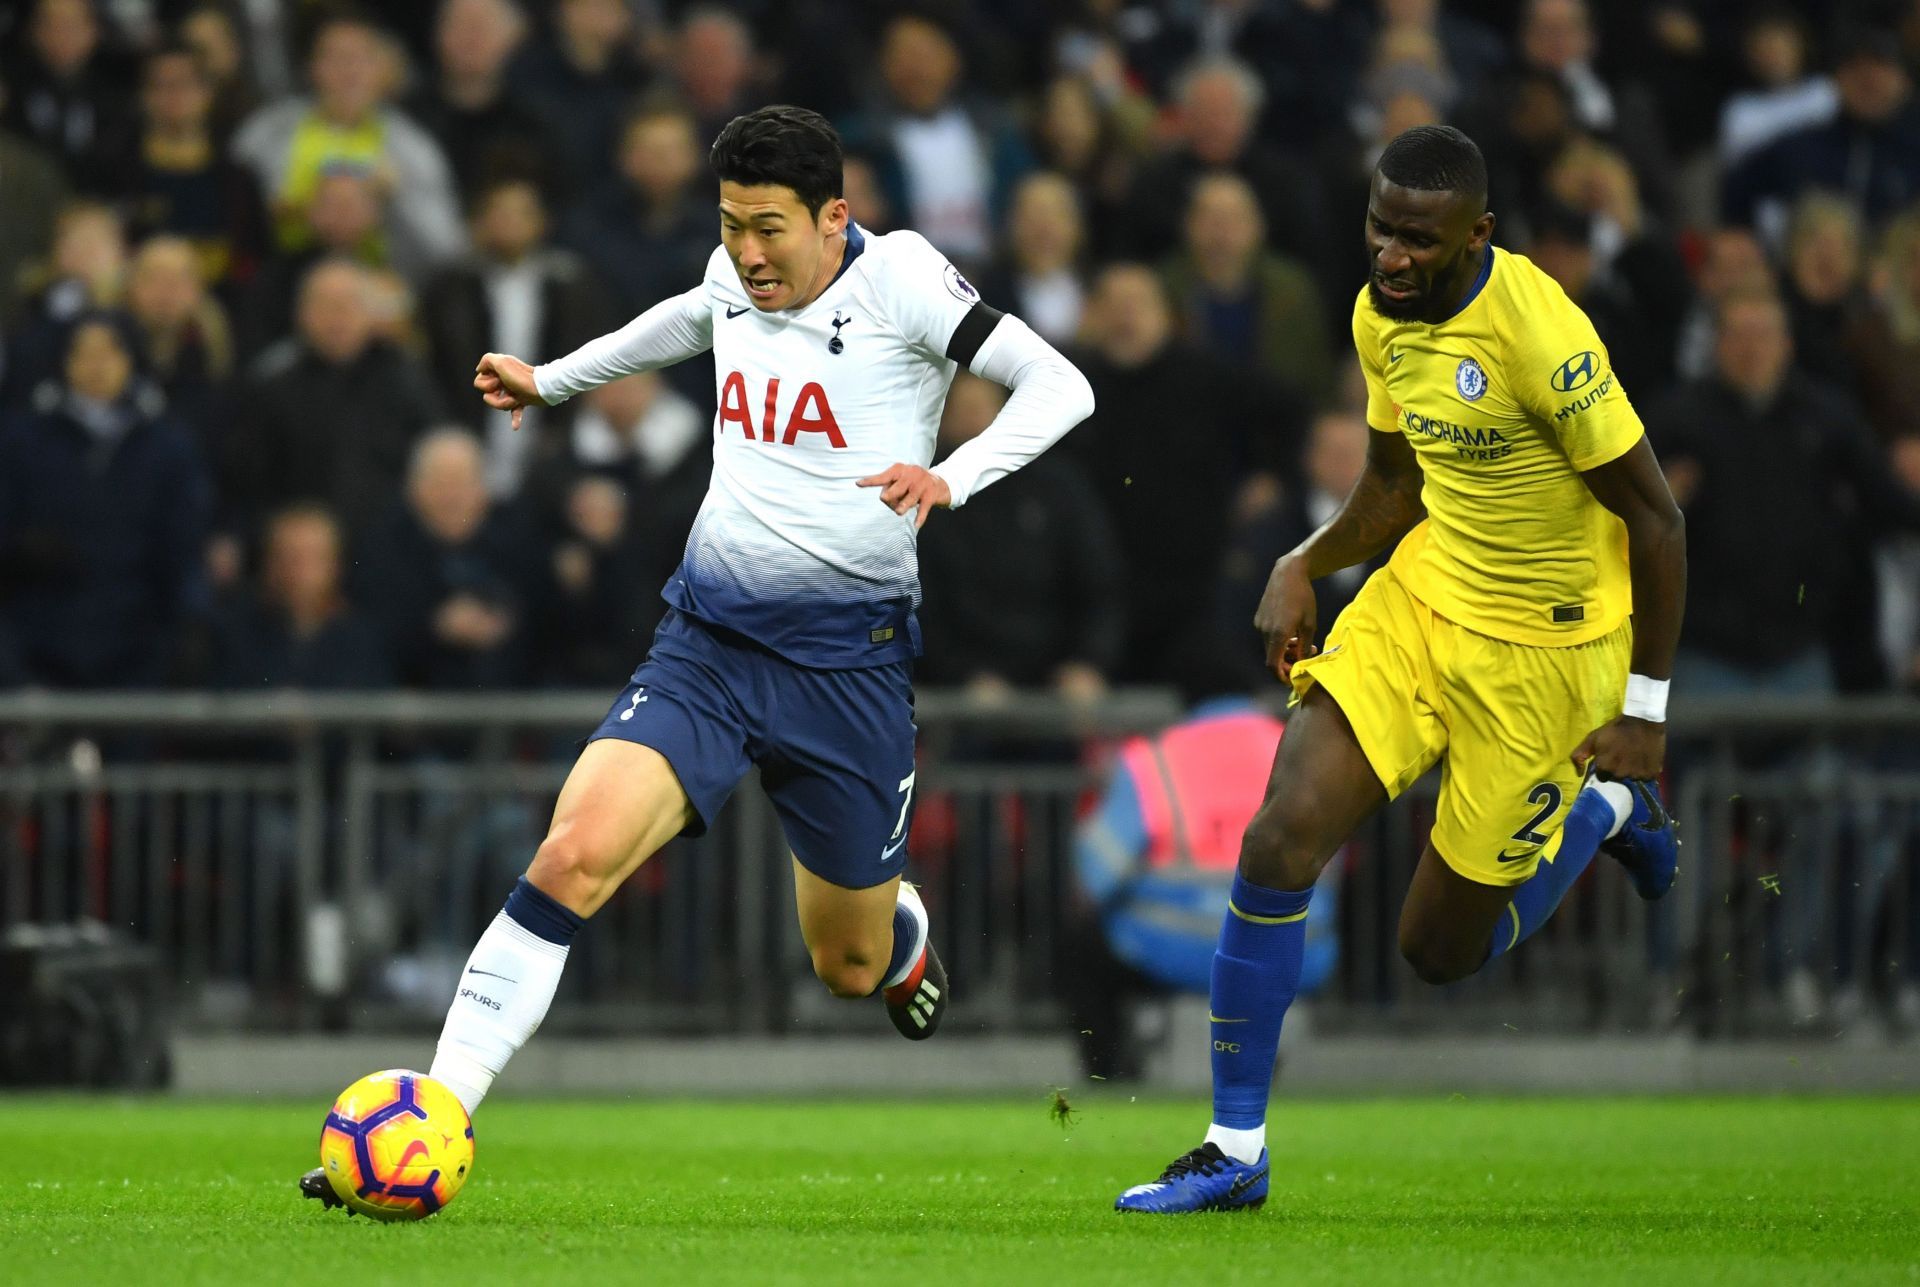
[{"x1": 1288, "y1": 566, "x2": 1630, "y2": 887}]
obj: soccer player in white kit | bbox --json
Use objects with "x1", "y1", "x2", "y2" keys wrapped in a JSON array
[{"x1": 300, "y1": 105, "x2": 1093, "y2": 1204}]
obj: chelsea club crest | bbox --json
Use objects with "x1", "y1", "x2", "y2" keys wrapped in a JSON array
[{"x1": 1455, "y1": 357, "x2": 1488, "y2": 402}]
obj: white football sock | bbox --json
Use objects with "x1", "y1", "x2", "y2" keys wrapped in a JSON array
[
  {"x1": 1204, "y1": 1122, "x2": 1266, "y2": 1165},
  {"x1": 1593, "y1": 780, "x2": 1635, "y2": 840},
  {"x1": 882, "y1": 881, "x2": 930, "y2": 990},
  {"x1": 429, "y1": 911, "x2": 569, "y2": 1115}
]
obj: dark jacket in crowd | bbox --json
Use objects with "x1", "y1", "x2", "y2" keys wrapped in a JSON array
[
  {"x1": 916, "y1": 451, "x2": 1126, "y2": 686},
  {"x1": 0, "y1": 384, "x2": 210, "y2": 687},
  {"x1": 1723, "y1": 99, "x2": 1920, "y2": 231},
  {"x1": 1651, "y1": 372, "x2": 1920, "y2": 676},
  {"x1": 226, "y1": 339, "x2": 441, "y2": 538},
  {"x1": 1068, "y1": 345, "x2": 1280, "y2": 686},
  {"x1": 420, "y1": 250, "x2": 608, "y2": 436},
  {"x1": 351, "y1": 503, "x2": 540, "y2": 690},
  {"x1": 211, "y1": 596, "x2": 393, "y2": 690},
  {"x1": 404, "y1": 86, "x2": 563, "y2": 203}
]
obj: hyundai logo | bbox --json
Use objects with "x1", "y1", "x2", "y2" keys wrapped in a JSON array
[{"x1": 1550, "y1": 351, "x2": 1599, "y2": 393}]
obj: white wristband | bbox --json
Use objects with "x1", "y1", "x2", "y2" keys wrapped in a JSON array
[{"x1": 1622, "y1": 673, "x2": 1669, "y2": 723}]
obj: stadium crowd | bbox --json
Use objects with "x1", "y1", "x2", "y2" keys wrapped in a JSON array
[{"x1": 5, "y1": 0, "x2": 1920, "y2": 701}]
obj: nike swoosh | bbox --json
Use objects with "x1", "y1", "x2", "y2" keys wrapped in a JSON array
[
  {"x1": 1226, "y1": 1168, "x2": 1267, "y2": 1200},
  {"x1": 725, "y1": 305, "x2": 750, "y2": 318},
  {"x1": 466, "y1": 967, "x2": 518, "y2": 982},
  {"x1": 1209, "y1": 1014, "x2": 1250, "y2": 1024},
  {"x1": 880, "y1": 835, "x2": 907, "y2": 861},
  {"x1": 1388, "y1": 350, "x2": 1405, "y2": 363},
  {"x1": 1496, "y1": 849, "x2": 1535, "y2": 863}
]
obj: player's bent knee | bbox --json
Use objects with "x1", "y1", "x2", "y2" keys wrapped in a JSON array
[
  {"x1": 1398, "y1": 931, "x2": 1478, "y2": 987},
  {"x1": 810, "y1": 945, "x2": 885, "y2": 998},
  {"x1": 1238, "y1": 798, "x2": 1331, "y2": 892},
  {"x1": 526, "y1": 824, "x2": 624, "y2": 912}
]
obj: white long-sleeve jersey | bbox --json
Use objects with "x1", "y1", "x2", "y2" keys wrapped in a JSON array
[{"x1": 533, "y1": 224, "x2": 1094, "y2": 668}]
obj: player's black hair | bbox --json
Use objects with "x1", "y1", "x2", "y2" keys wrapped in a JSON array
[
  {"x1": 709, "y1": 105, "x2": 843, "y2": 217},
  {"x1": 1376, "y1": 125, "x2": 1488, "y2": 209}
]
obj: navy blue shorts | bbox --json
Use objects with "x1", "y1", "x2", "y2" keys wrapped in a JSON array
[{"x1": 588, "y1": 609, "x2": 918, "y2": 890}]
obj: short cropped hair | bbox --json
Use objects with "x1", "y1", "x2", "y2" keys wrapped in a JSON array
[
  {"x1": 1377, "y1": 125, "x2": 1488, "y2": 207},
  {"x1": 709, "y1": 105, "x2": 843, "y2": 216}
]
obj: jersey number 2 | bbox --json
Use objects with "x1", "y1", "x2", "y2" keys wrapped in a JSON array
[{"x1": 1511, "y1": 783, "x2": 1562, "y2": 846}]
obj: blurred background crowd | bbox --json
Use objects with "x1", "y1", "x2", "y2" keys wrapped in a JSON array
[{"x1": 5, "y1": 0, "x2": 1920, "y2": 704}]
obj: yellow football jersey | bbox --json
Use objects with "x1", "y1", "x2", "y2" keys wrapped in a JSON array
[{"x1": 1352, "y1": 247, "x2": 1643, "y2": 647}]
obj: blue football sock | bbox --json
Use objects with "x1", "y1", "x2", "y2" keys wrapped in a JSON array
[
  {"x1": 1483, "y1": 788, "x2": 1612, "y2": 964},
  {"x1": 1209, "y1": 873, "x2": 1313, "y2": 1130}
]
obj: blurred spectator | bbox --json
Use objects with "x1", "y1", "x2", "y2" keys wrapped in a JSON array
[
  {"x1": 212, "y1": 504, "x2": 390, "y2": 689},
  {"x1": 1651, "y1": 290, "x2": 1920, "y2": 694},
  {"x1": 842, "y1": 12, "x2": 1031, "y2": 264},
  {"x1": 124, "y1": 234, "x2": 233, "y2": 443},
  {"x1": 670, "y1": 7, "x2": 758, "y2": 144},
  {"x1": 522, "y1": 370, "x2": 708, "y2": 615},
  {"x1": 1026, "y1": 73, "x2": 1144, "y2": 263},
  {"x1": 0, "y1": 311, "x2": 209, "y2": 688},
  {"x1": 1, "y1": 199, "x2": 127, "y2": 405},
  {"x1": 973, "y1": 172, "x2": 1089, "y2": 346},
  {"x1": 561, "y1": 102, "x2": 712, "y2": 319},
  {"x1": 232, "y1": 13, "x2": 465, "y2": 280},
  {"x1": 1675, "y1": 226, "x2": 1775, "y2": 381},
  {"x1": 1512, "y1": 0, "x2": 1674, "y2": 220},
  {"x1": 0, "y1": 72, "x2": 71, "y2": 326},
  {"x1": 509, "y1": 0, "x2": 650, "y2": 196},
  {"x1": 917, "y1": 374, "x2": 1123, "y2": 698},
  {"x1": 534, "y1": 475, "x2": 656, "y2": 686},
  {"x1": 1717, "y1": 7, "x2": 1838, "y2": 168},
  {"x1": 1062, "y1": 692, "x2": 1339, "y2": 1080},
  {"x1": 1780, "y1": 192, "x2": 1873, "y2": 396},
  {"x1": 105, "y1": 42, "x2": 269, "y2": 293},
  {"x1": 405, "y1": 0, "x2": 556, "y2": 203},
  {"x1": 1853, "y1": 211, "x2": 1920, "y2": 440},
  {"x1": 239, "y1": 167, "x2": 388, "y2": 358},
  {"x1": 177, "y1": 3, "x2": 262, "y2": 138},
  {"x1": 0, "y1": 0, "x2": 131, "y2": 183},
  {"x1": 1159, "y1": 172, "x2": 1332, "y2": 406},
  {"x1": 1723, "y1": 24, "x2": 1920, "y2": 244},
  {"x1": 1118, "y1": 57, "x2": 1336, "y2": 317},
  {"x1": 228, "y1": 259, "x2": 441, "y2": 539},
  {"x1": 1374, "y1": 0, "x2": 1507, "y2": 88},
  {"x1": 841, "y1": 151, "x2": 893, "y2": 234},
  {"x1": 423, "y1": 175, "x2": 607, "y2": 495},
  {"x1": 1461, "y1": 66, "x2": 1579, "y2": 235},
  {"x1": 353, "y1": 428, "x2": 537, "y2": 690},
  {"x1": 1524, "y1": 192, "x2": 1689, "y2": 402},
  {"x1": 1876, "y1": 436, "x2": 1920, "y2": 692},
  {"x1": 1215, "y1": 409, "x2": 1375, "y2": 688},
  {"x1": 1067, "y1": 264, "x2": 1277, "y2": 689}
]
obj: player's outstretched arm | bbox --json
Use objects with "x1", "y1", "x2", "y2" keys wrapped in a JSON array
[
  {"x1": 514, "y1": 283, "x2": 716, "y2": 414},
  {"x1": 861, "y1": 313, "x2": 1095, "y2": 527},
  {"x1": 1256, "y1": 425, "x2": 1424, "y2": 677},
  {"x1": 1573, "y1": 436, "x2": 1686, "y2": 779}
]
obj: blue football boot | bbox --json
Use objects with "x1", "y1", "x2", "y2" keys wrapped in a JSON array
[
  {"x1": 1601, "y1": 777, "x2": 1678, "y2": 900},
  {"x1": 1115, "y1": 1143, "x2": 1268, "y2": 1214}
]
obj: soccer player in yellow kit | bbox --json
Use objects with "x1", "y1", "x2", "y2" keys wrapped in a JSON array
[{"x1": 1118, "y1": 125, "x2": 1687, "y2": 1214}]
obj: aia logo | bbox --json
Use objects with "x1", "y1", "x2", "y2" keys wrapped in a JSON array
[{"x1": 718, "y1": 371, "x2": 846, "y2": 448}]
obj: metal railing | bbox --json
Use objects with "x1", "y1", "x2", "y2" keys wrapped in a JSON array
[{"x1": 1, "y1": 691, "x2": 1915, "y2": 1039}]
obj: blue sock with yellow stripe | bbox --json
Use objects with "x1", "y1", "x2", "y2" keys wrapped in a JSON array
[
  {"x1": 1483, "y1": 789, "x2": 1612, "y2": 964},
  {"x1": 1209, "y1": 873, "x2": 1313, "y2": 1130}
]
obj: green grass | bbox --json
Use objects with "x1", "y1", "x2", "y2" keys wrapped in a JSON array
[{"x1": 1, "y1": 1095, "x2": 1916, "y2": 1285}]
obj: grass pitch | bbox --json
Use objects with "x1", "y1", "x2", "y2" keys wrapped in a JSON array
[{"x1": 0, "y1": 1094, "x2": 1914, "y2": 1285}]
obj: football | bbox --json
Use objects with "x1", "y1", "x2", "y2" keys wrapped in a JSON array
[{"x1": 318, "y1": 1070, "x2": 474, "y2": 1220}]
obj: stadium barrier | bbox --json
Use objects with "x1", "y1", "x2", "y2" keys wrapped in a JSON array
[{"x1": 0, "y1": 692, "x2": 1914, "y2": 1039}]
